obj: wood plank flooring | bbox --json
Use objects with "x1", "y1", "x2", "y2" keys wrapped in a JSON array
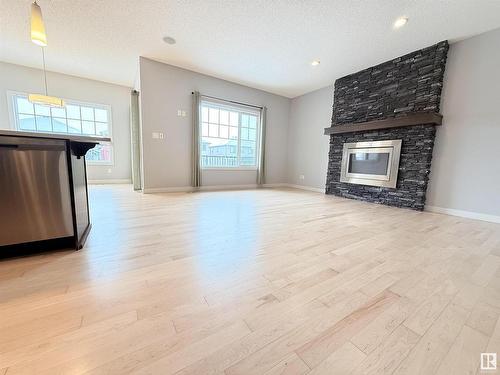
[{"x1": 1, "y1": 185, "x2": 500, "y2": 374}]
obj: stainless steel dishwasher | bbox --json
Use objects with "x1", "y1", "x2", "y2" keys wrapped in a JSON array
[{"x1": 0, "y1": 136, "x2": 74, "y2": 246}]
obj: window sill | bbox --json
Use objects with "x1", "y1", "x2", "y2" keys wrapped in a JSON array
[
  {"x1": 201, "y1": 167, "x2": 258, "y2": 171},
  {"x1": 87, "y1": 162, "x2": 114, "y2": 166}
]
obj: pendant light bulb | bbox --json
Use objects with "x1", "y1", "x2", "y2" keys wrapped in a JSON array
[{"x1": 31, "y1": 1, "x2": 47, "y2": 46}]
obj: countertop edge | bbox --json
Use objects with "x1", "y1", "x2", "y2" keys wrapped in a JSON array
[{"x1": 0, "y1": 129, "x2": 111, "y2": 143}]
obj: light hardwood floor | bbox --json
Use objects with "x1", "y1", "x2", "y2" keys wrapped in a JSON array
[{"x1": 1, "y1": 185, "x2": 500, "y2": 374}]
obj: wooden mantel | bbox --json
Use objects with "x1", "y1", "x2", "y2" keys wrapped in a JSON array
[{"x1": 324, "y1": 112, "x2": 443, "y2": 135}]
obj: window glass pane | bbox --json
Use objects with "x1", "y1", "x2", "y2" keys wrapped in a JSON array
[
  {"x1": 16, "y1": 97, "x2": 34, "y2": 114},
  {"x1": 201, "y1": 122, "x2": 209, "y2": 137},
  {"x1": 81, "y1": 107, "x2": 94, "y2": 121},
  {"x1": 198, "y1": 102, "x2": 260, "y2": 168},
  {"x1": 219, "y1": 125, "x2": 229, "y2": 139},
  {"x1": 36, "y1": 116, "x2": 52, "y2": 132},
  {"x1": 95, "y1": 122, "x2": 109, "y2": 136},
  {"x1": 229, "y1": 126, "x2": 238, "y2": 139},
  {"x1": 94, "y1": 108, "x2": 108, "y2": 122},
  {"x1": 229, "y1": 144, "x2": 237, "y2": 156},
  {"x1": 34, "y1": 104, "x2": 50, "y2": 116},
  {"x1": 201, "y1": 107, "x2": 209, "y2": 122},
  {"x1": 66, "y1": 105, "x2": 80, "y2": 119},
  {"x1": 248, "y1": 128, "x2": 257, "y2": 141},
  {"x1": 241, "y1": 114, "x2": 249, "y2": 127},
  {"x1": 86, "y1": 143, "x2": 112, "y2": 163},
  {"x1": 249, "y1": 116, "x2": 257, "y2": 129},
  {"x1": 68, "y1": 119, "x2": 82, "y2": 134},
  {"x1": 241, "y1": 127, "x2": 249, "y2": 140},
  {"x1": 240, "y1": 140, "x2": 256, "y2": 166},
  {"x1": 208, "y1": 107, "x2": 218, "y2": 123},
  {"x1": 201, "y1": 137, "x2": 238, "y2": 168},
  {"x1": 18, "y1": 114, "x2": 36, "y2": 130},
  {"x1": 208, "y1": 124, "x2": 218, "y2": 137},
  {"x1": 51, "y1": 106, "x2": 66, "y2": 118},
  {"x1": 52, "y1": 118, "x2": 67, "y2": 133},
  {"x1": 229, "y1": 112, "x2": 238, "y2": 126},
  {"x1": 82, "y1": 121, "x2": 95, "y2": 135},
  {"x1": 220, "y1": 110, "x2": 229, "y2": 125},
  {"x1": 12, "y1": 95, "x2": 113, "y2": 156}
]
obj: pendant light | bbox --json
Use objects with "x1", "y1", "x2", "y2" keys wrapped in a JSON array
[
  {"x1": 30, "y1": 1, "x2": 47, "y2": 46},
  {"x1": 29, "y1": 1, "x2": 64, "y2": 107}
]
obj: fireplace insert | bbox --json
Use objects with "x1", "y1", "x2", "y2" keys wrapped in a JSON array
[{"x1": 340, "y1": 140, "x2": 402, "y2": 188}]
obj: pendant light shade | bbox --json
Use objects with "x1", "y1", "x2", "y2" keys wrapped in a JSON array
[{"x1": 31, "y1": 1, "x2": 47, "y2": 47}]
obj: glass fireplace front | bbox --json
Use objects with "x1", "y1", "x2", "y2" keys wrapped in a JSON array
[{"x1": 340, "y1": 140, "x2": 402, "y2": 188}]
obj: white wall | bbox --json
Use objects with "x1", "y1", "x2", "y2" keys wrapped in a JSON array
[
  {"x1": 0, "y1": 61, "x2": 132, "y2": 182},
  {"x1": 426, "y1": 28, "x2": 500, "y2": 217},
  {"x1": 139, "y1": 57, "x2": 290, "y2": 190},
  {"x1": 287, "y1": 86, "x2": 332, "y2": 189}
]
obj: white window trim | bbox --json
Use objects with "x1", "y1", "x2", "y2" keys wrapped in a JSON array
[
  {"x1": 6, "y1": 90, "x2": 114, "y2": 166},
  {"x1": 200, "y1": 99, "x2": 260, "y2": 170}
]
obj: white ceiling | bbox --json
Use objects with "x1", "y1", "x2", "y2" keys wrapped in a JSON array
[{"x1": 2, "y1": 0, "x2": 500, "y2": 98}]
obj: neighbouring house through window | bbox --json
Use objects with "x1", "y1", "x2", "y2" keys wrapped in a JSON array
[
  {"x1": 8, "y1": 92, "x2": 113, "y2": 165},
  {"x1": 200, "y1": 99, "x2": 260, "y2": 169}
]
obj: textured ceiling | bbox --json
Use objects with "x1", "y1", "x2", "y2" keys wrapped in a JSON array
[{"x1": 1, "y1": 0, "x2": 500, "y2": 98}]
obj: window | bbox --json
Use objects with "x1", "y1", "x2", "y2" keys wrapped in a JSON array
[
  {"x1": 8, "y1": 92, "x2": 113, "y2": 165},
  {"x1": 200, "y1": 100, "x2": 260, "y2": 169}
]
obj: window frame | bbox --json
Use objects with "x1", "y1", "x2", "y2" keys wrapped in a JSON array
[
  {"x1": 200, "y1": 99, "x2": 260, "y2": 171},
  {"x1": 6, "y1": 90, "x2": 114, "y2": 166}
]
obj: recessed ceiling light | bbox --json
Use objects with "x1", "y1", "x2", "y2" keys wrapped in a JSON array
[
  {"x1": 162, "y1": 36, "x2": 176, "y2": 45},
  {"x1": 393, "y1": 17, "x2": 408, "y2": 29},
  {"x1": 311, "y1": 60, "x2": 320, "y2": 66}
]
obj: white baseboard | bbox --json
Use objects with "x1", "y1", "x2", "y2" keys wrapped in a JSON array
[
  {"x1": 425, "y1": 205, "x2": 500, "y2": 224},
  {"x1": 143, "y1": 184, "x2": 259, "y2": 194},
  {"x1": 143, "y1": 186, "x2": 193, "y2": 193},
  {"x1": 88, "y1": 179, "x2": 132, "y2": 185},
  {"x1": 264, "y1": 182, "x2": 325, "y2": 193},
  {"x1": 262, "y1": 183, "x2": 288, "y2": 188},
  {"x1": 143, "y1": 183, "x2": 325, "y2": 194},
  {"x1": 199, "y1": 184, "x2": 259, "y2": 191},
  {"x1": 284, "y1": 183, "x2": 325, "y2": 193}
]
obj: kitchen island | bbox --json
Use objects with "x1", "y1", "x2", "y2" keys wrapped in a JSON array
[{"x1": 0, "y1": 129, "x2": 110, "y2": 257}]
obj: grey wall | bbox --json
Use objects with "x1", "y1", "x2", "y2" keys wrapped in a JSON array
[
  {"x1": 426, "y1": 28, "x2": 500, "y2": 216},
  {"x1": 287, "y1": 86, "x2": 332, "y2": 188},
  {"x1": 0, "y1": 61, "x2": 132, "y2": 182},
  {"x1": 139, "y1": 57, "x2": 290, "y2": 190}
]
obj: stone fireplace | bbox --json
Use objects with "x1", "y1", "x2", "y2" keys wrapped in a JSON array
[{"x1": 325, "y1": 41, "x2": 449, "y2": 210}]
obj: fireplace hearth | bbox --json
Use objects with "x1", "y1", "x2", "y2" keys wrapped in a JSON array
[{"x1": 324, "y1": 41, "x2": 449, "y2": 210}]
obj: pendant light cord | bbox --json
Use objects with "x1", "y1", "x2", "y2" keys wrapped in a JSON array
[{"x1": 41, "y1": 47, "x2": 48, "y2": 96}]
